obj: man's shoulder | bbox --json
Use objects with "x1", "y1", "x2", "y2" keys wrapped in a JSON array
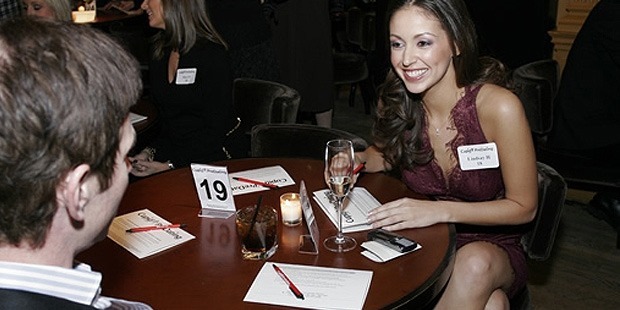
[{"x1": 0, "y1": 288, "x2": 96, "y2": 310}]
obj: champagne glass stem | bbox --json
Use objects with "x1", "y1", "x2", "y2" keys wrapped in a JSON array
[{"x1": 336, "y1": 197, "x2": 345, "y2": 244}]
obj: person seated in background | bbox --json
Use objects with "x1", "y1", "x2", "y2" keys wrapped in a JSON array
[
  {"x1": 99, "y1": 0, "x2": 142, "y2": 13},
  {"x1": 131, "y1": 0, "x2": 244, "y2": 177},
  {"x1": 23, "y1": 0, "x2": 70, "y2": 21},
  {"x1": 0, "y1": 18, "x2": 150, "y2": 309},
  {"x1": 355, "y1": 0, "x2": 538, "y2": 308},
  {"x1": 547, "y1": 0, "x2": 620, "y2": 224}
]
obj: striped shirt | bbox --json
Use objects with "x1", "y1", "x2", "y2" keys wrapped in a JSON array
[{"x1": 0, "y1": 261, "x2": 152, "y2": 310}]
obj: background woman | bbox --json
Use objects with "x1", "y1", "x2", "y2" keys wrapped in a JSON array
[
  {"x1": 131, "y1": 0, "x2": 241, "y2": 177},
  {"x1": 23, "y1": 0, "x2": 71, "y2": 21},
  {"x1": 357, "y1": 0, "x2": 538, "y2": 308}
]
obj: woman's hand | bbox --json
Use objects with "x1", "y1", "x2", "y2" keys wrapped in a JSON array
[
  {"x1": 367, "y1": 198, "x2": 445, "y2": 231},
  {"x1": 129, "y1": 159, "x2": 170, "y2": 177}
]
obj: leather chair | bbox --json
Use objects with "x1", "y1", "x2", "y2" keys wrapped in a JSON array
[
  {"x1": 232, "y1": 78, "x2": 301, "y2": 157},
  {"x1": 510, "y1": 162, "x2": 567, "y2": 309},
  {"x1": 333, "y1": 7, "x2": 376, "y2": 114},
  {"x1": 232, "y1": 77, "x2": 300, "y2": 143},
  {"x1": 511, "y1": 59, "x2": 559, "y2": 154},
  {"x1": 511, "y1": 59, "x2": 620, "y2": 247},
  {"x1": 250, "y1": 123, "x2": 369, "y2": 159}
]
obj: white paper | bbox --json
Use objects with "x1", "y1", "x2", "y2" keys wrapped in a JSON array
[
  {"x1": 360, "y1": 241, "x2": 422, "y2": 263},
  {"x1": 313, "y1": 187, "x2": 379, "y2": 233},
  {"x1": 229, "y1": 165, "x2": 295, "y2": 196},
  {"x1": 244, "y1": 262, "x2": 372, "y2": 310},
  {"x1": 107, "y1": 209, "x2": 195, "y2": 259},
  {"x1": 129, "y1": 112, "x2": 147, "y2": 124}
]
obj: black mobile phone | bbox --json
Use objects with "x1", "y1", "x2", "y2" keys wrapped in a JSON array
[{"x1": 367, "y1": 229, "x2": 418, "y2": 253}]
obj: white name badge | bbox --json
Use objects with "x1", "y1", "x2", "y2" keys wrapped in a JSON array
[
  {"x1": 457, "y1": 142, "x2": 500, "y2": 171},
  {"x1": 176, "y1": 68, "x2": 197, "y2": 85},
  {"x1": 191, "y1": 163, "x2": 236, "y2": 218}
]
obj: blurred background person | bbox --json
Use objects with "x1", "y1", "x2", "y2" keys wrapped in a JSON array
[
  {"x1": 206, "y1": 0, "x2": 279, "y2": 81},
  {"x1": 131, "y1": 0, "x2": 243, "y2": 177},
  {"x1": 268, "y1": 0, "x2": 335, "y2": 128},
  {"x1": 23, "y1": 0, "x2": 71, "y2": 21},
  {"x1": 547, "y1": 0, "x2": 620, "y2": 228}
]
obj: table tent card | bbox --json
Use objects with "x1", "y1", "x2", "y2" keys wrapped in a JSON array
[
  {"x1": 228, "y1": 165, "x2": 295, "y2": 195},
  {"x1": 313, "y1": 187, "x2": 379, "y2": 233},
  {"x1": 191, "y1": 163, "x2": 236, "y2": 219},
  {"x1": 298, "y1": 181, "x2": 320, "y2": 255}
]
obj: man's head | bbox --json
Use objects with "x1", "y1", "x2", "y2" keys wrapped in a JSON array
[{"x1": 0, "y1": 18, "x2": 142, "y2": 250}]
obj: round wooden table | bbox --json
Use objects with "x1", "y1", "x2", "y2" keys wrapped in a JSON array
[{"x1": 78, "y1": 158, "x2": 455, "y2": 309}]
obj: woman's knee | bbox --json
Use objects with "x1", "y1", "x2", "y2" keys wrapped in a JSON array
[{"x1": 454, "y1": 243, "x2": 497, "y2": 280}]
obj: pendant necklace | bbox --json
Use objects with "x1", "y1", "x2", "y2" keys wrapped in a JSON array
[{"x1": 432, "y1": 117, "x2": 452, "y2": 137}]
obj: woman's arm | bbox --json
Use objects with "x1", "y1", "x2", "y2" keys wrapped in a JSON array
[{"x1": 355, "y1": 145, "x2": 391, "y2": 173}]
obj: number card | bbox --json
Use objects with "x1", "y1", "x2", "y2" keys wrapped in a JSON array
[{"x1": 191, "y1": 163, "x2": 236, "y2": 219}]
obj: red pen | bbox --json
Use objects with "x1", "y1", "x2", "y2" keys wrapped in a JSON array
[
  {"x1": 125, "y1": 224, "x2": 187, "y2": 233},
  {"x1": 353, "y1": 162, "x2": 366, "y2": 174},
  {"x1": 232, "y1": 177, "x2": 279, "y2": 189},
  {"x1": 272, "y1": 264, "x2": 305, "y2": 300}
]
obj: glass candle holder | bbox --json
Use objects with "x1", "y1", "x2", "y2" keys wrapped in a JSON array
[{"x1": 280, "y1": 193, "x2": 302, "y2": 227}]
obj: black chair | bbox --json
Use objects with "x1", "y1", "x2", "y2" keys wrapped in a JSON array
[
  {"x1": 511, "y1": 59, "x2": 559, "y2": 153},
  {"x1": 232, "y1": 77, "x2": 300, "y2": 134},
  {"x1": 250, "y1": 123, "x2": 368, "y2": 159},
  {"x1": 511, "y1": 59, "x2": 620, "y2": 247},
  {"x1": 510, "y1": 162, "x2": 567, "y2": 309},
  {"x1": 333, "y1": 7, "x2": 376, "y2": 114}
]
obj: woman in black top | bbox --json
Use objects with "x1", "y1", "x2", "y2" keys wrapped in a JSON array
[{"x1": 131, "y1": 0, "x2": 240, "y2": 177}]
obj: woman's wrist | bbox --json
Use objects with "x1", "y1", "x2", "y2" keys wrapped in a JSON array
[{"x1": 167, "y1": 161, "x2": 175, "y2": 170}]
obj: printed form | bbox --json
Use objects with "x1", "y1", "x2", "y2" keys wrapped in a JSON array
[{"x1": 244, "y1": 262, "x2": 372, "y2": 310}]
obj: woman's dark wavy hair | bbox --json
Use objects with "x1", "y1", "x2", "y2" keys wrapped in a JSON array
[{"x1": 373, "y1": 0, "x2": 508, "y2": 170}]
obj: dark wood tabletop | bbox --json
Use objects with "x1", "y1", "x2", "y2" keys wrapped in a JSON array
[{"x1": 77, "y1": 158, "x2": 455, "y2": 309}]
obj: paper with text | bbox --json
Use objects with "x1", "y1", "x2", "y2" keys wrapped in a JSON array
[
  {"x1": 107, "y1": 209, "x2": 195, "y2": 259},
  {"x1": 313, "y1": 187, "x2": 379, "y2": 233},
  {"x1": 229, "y1": 165, "x2": 295, "y2": 195},
  {"x1": 244, "y1": 262, "x2": 372, "y2": 310}
]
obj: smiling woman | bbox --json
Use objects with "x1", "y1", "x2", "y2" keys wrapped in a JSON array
[{"x1": 354, "y1": 0, "x2": 538, "y2": 309}]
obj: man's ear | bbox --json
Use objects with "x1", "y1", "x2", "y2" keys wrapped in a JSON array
[{"x1": 57, "y1": 164, "x2": 92, "y2": 222}]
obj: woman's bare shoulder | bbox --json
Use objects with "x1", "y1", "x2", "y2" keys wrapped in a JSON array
[{"x1": 475, "y1": 83, "x2": 524, "y2": 120}]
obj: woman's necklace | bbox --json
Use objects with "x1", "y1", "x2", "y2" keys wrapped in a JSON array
[
  {"x1": 425, "y1": 88, "x2": 464, "y2": 137},
  {"x1": 431, "y1": 116, "x2": 452, "y2": 137}
]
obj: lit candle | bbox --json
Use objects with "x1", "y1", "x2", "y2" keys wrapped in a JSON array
[
  {"x1": 72, "y1": 5, "x2": 96, "y2": 23},
  {"x1": 280, "y1": 193, "x2": 302, "y2": 227}
]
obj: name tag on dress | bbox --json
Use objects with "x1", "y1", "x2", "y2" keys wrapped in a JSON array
[
  {"x1": 457, "y1": 142, "x2": 499, "y2": 170},
  {"x1": 176, "y1": 68, "x2": 197, "y2": 85}
]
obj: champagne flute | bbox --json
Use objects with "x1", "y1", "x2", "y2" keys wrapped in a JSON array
[{"x1": 323, "y1": 139, "x2": 357, "y2": 252}]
